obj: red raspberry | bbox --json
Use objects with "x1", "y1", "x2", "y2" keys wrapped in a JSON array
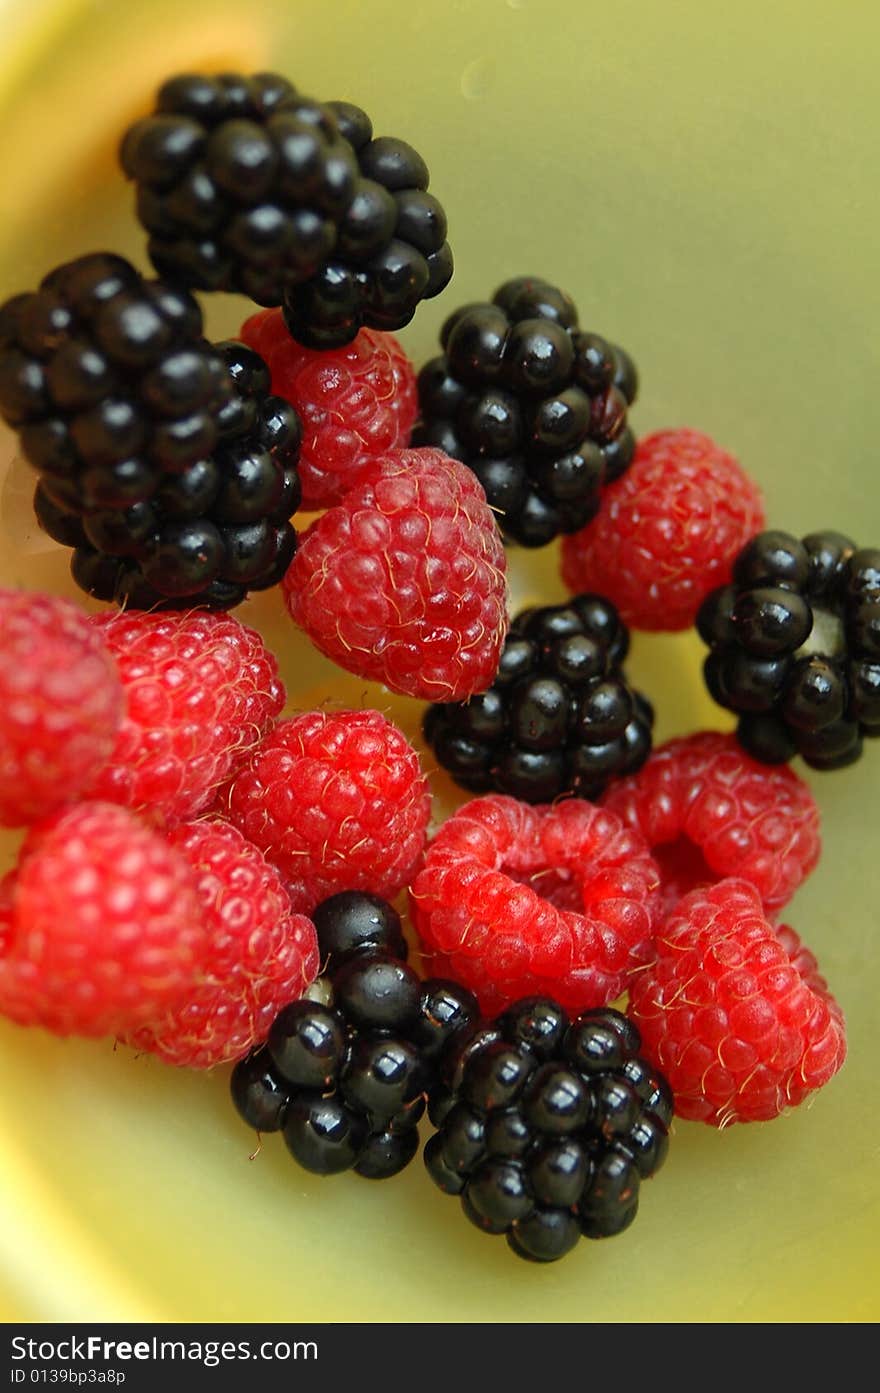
[
  {"x1": 0, "y1": 802, "x2": 206, "y2": 1038},
  {"x1": 0, "y1": 588, "x2": 123, "y2": 826},
  {"x1": 602, "y1": 731, "x2": 820, "y2": 917},
  {"x1": 84, "y1": 609, "x2": 285, "y2": 821},
  {"x1": 125, "y1": 819, "x2": 319, "y2": 1069},
  {"x1": 240, "y1": 309, "x2": 417, "y2": 510},
  {"x1": 627, "y1": 878, "x2": 846, "y2": 1125},
  {"x1": 560, "y1": 429, "x2": 766, "y2": 631},
  {"x1": 409, "y1": 794, "x2": 660, "y2": 1016},
  {"x1": 224, "y1": 708, "x2": 431, "y2": 915},
  {"x1": 283, "y1": 447, "x2": 508, "y2": 701}
]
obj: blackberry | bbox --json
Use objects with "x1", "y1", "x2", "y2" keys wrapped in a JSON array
[
  {"x1": 698, "y1": 529, "x2": 880, "y2": 769},
  {"x1": 122, "y1": 73, "x2": 453, "y2": 349},
  {"x1": 48, "y1": 340, "x2": 302, "y2": 610},
  {"x1": 0, "y1": 252, "x2": 229, "y2": 514},
  {"x1": 424, "y1": 998, "x2": 672, "y2": 1262},
  {"x1": 422, "y1": 593, "x2": 653, "y2": 803},
  {"x1": 411, "y1": 275, "x2": 637, "y2": 546},
  {"x1": 230, "y1": 892, "x2": 480, "y2": 1180},
  {"x1": 282, "y1": 99, "x2": 453, "y2": 348},
  {"x1": 121, "y1": 72, "x2": 359, "y2": 308}
]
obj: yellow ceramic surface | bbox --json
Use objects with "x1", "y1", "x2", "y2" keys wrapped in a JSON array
[{"x1": 0, "y1": 0, "x2": 878, "y2": 1324}]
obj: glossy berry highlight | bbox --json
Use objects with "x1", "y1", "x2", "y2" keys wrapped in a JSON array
[
  {"x1": 413, "y1": 275, "x2": 637, "y2": 547},
  {"x1": 425, "y1": 999, "x2": 672, "y2": 1261},
  {"x1": 698, "y1": 529, "x2": 880, "y2": 769}
]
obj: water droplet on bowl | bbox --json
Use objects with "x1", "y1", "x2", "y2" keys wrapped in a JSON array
[{"x1": 460, "y1": 57, "x2": 496, "y2": 101}]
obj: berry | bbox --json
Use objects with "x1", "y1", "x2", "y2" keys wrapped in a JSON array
[
  {"x1": 425, "y1": 999, "x2": 672, "y2": 1262},
  {"x1": 283, "y1": 98, "x2": 452, "y2": 348},
  {"x1": 121, "y1": 72, "x2": 359, "y2": 307},
  {"x1": 560, "y1": 429, "x2": 766, "y2": 631},
  {"x1": 311, "y1": 890, "x2": 409, "y2": 972},
  {"x1": 84, "y1": 608, "x2": 284, "y2": 821},
  {"x1": 124, "y1": 819, "x2": 319, "y2": 1068},
  {"x1": 0, "y1": 802, "x2": 205, "y2": 1037},
  {"x1": 409, "y1": 794, "x2": 660, "y2": 1016},
  {"x1": 602, "y1": 731, "x2": 821, "y2": 917},
  {"x1": 240, "y1": 309, "x2": 416, "y2": 508},
  {"x1": 51, "y1": 339, "x2": 302, "y2": 611},
  {"x1": 422, "y1": 593, "x2": 653, "y2": 802},
  {"x1": 230, "y1": 1045, "x2": 290, "y2": 1132},
  {"x1": 412, "y1": 275, "x2": 637, "y2": 547},
  {"x1": 282, "y1": 447, "x2": 508, "y2": 701},
  {"x1": 627, "y1": 879, "x2": 846, "y2": 1125},
  {"x1": 698, "y1": 529, "x2": 880, "y2": 769},
  {"x1": 232, "y1": 893, "x2": 479, "y2": 1180},
  {"x1": 0, "y1": 588, "x2": 123, "y2": 825},
  {"x1": 224, "y1": 708, "x2": 431, "y2": 915},
  {"x1": 0, "y1": 253, "x2": 228, "y2": 516}
]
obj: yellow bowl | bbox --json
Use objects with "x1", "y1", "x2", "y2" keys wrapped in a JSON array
[{"x1": 1, "y1": 0, "x2": 878, "y2": 1323}]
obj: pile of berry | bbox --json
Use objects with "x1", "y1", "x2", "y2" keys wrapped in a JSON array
[{"x1": 0, "y1": 64, "x2": 871, "y2": 1267}]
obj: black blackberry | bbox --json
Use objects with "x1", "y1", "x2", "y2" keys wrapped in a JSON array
[
  {"x1": 697, "y1": 529, "x2": 880, "y2": 769},
  {"x1": 0, "y1": 251, "x2": 230, "y2": 515},
  {"x1": 47, "y1": 339, "x2": 302, "y2": 610},
  {"x1": 411, "y1": 275, "x2": 637, "y2": 546},
  {"x1": 121, "y1": 72, "x2": 359, "y2": 308},
  {"x1": 424, "y1": 998, "x2": 672, "y2": 1262},
  {"x1": 282, "y1": 99, "x2": 453, "y2": 348},
  {"x1": 122, "y1": 73, "x2": 453, "y2": 349},
  {"x1": 230, "y1": 892, "x2": 480, "y2": 1180},
  {"x1": 423, "y1": 593, "x2": 654, "y2": 803}
]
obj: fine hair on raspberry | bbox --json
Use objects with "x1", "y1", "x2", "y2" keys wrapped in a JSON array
[
  {"x1": 602, "y1": 731, "x2": 821, "y2": 917},
  {"x1": 627, "y1": 878, "x2": 846, "y2": 1126},
  {"x1": 283, "y1": 447, "x2": 508, "y2": 701},
  {"x1": 223, "y1": 707, "x2": 431, "y2": 915},
  {"x1": 410, "y1": 793, "x2": 660, "y2": 1016}
]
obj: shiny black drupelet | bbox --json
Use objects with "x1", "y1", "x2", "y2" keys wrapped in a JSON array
[
  {"x1": 121, "y1": 72, "x2": 359, "y2": 308},
  {"x1": 698, "y1": 528, "x2": 880, "y2": 769},
  {"x1": 121, "y1": 72, "x2": 453, "y2": 348},
  {"x1": 282, "y1": 100, "x2": 453, "y2": 348},
  {"x1": 230, "y1": 892, "x2": 480, "y2": 1181},
  {"x1": 411, "y1": 275, "x2": 637, "y2": 546},
  {"x1": 423, "y1": 593, "x2": 653, "y2": 803},
  {"x1": 424, "y1": 998, "x2": 673, "y2": 1263},
  {"x1": 0, "y1": 251, "x2": 228, "y2": 514},
  {"x1": 39, "y1": 339, "x2": 302, "y2": 611}
]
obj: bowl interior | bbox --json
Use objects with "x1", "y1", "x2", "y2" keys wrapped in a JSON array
[{"x1": 0, "y1": 0, "x2": 878, "y2": 1322}]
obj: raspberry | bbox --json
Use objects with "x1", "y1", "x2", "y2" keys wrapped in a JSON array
[
  {"x1": 423, "y1": 593, "x2": 653, "y2": 803},
  {"x1": 698, "y1": 529, "x2": 880, "y2": 769},
  {"x1": 240, "y1": 309, "x2": 417, "y2": 509},
  {"x1": 0, "y1": 802, "x2": 206, "y2": 1038},
  {"x1": 627, "y1": 879, "x2": 846, "y2": 1125},
  {"x1": 409, "y1": 794, "x2": 660, "y2": 1016},
  {"x1": 120, "y1": 73, "x2": 359, "y2": 307},
  {"x1": 0, "y1": 588, "x2": 123, "y2": 825},
  {"x1": 223, "y1": 709, "x2": 431, "y2": 915},
  {"x1": 602, "y1": 731, "x2": 820, "y2": 917},
  {"x1": 412, "y1": 275, "x2": 637, "y2": 547},
  {"x1": 232, "y1": 894, "x2": 479, "y2": 1180},
  {"x1": 282, "y1": 447, "x2": 508, "y2": 701},
  {"x1": 125, "y1": 819, "x2": 319, "y2": 1069},
  {"x1": 84, "y1": 609, "x2": 284, "y2": 821},
  {"x1": 424, "y1": 1000, "x2": 672, "y2": 1262},
  {"x1": 560, "y1": 429, "x2": 766, "y2": 631}
]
